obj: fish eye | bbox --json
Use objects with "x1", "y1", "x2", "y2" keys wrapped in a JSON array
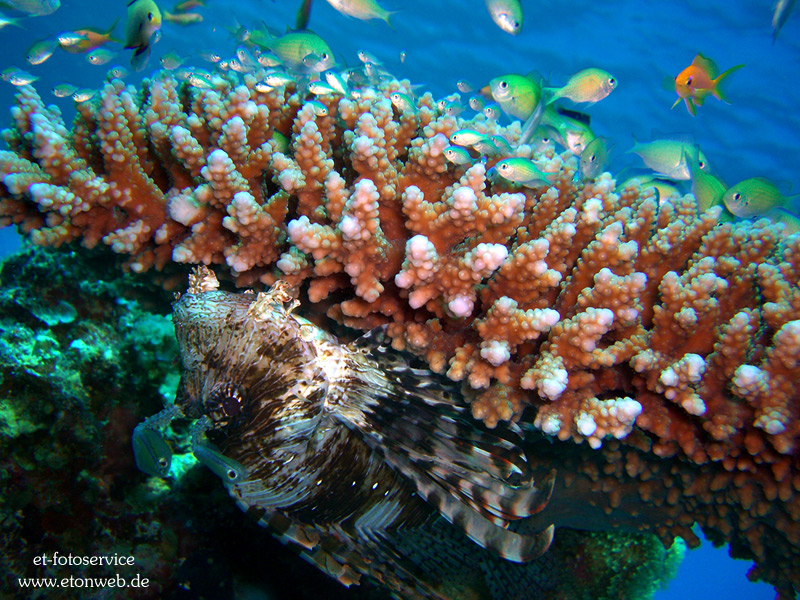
[
  {"x1": 322, "y1": 53, "x2": 329, "y2": 60},
  {"x1": 686, "y1": 76, "x2": 693, "y2": 86},
  {"x1": 499, "y1": 80, "x2": 508, "y2": 89},
  {"x1": 699, "y1": 160, "x2": 705, "y2": 168},
  {"x1": 147, "y1": 11, "x2": 153, "y2": 21},
  {"x1": 589, "y1": 154, "x2": 597, "y2": 162},
  {"x1": 733, "y1": 192, "x2": 741, "y2": 201},
  {"x1": 158, "y1": 457, "x2": 168, "y2": 468},
  {"x1": 608, "y1": 77, "x2": 616, "y2": 86}
]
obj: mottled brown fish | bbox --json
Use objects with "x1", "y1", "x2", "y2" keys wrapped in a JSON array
[{"x1": 165, "y1": 267, "x2": 555, "y2": 598}]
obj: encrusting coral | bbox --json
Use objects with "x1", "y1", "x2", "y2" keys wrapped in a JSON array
[{"x1": 1, "y1": 70, "x2": 799, "y2": 598}]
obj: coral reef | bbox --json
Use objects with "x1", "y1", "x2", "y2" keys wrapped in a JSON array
[
  {"x1": 0, "y1": 71, "x2": 798, "y2": 597},
  {"x1": 0, "y1": 245, "x2": 681, "y2": 600}
]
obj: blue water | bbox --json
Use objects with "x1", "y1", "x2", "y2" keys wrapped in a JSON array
[{"x1": 1, "y1": 1, "x2": 796, "y2": 598}]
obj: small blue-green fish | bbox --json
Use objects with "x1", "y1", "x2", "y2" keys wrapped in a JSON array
[
  {"x1": 399, "y1": 48, "x2": 406, "y2": 63},
  {"x1": 2, "y1": 67, "x2": 38, "y2": 85},
  {"x1": 163, "y1": 10, "x2": 201, "y2": 24},
  {"x1": 264, "y1": 71, "x2": 295, "y2": 88},
  {"x1": 224, "y1": 16, "x2": 250, "y2": 42},
  {"x1": 124, "y1": 0, "x2": 162, "y2": 71},
  {"x1": 485, "y1": 0, "x2": 522, "y2": 35},
  {"x1": 186, "y1": 69, "x2": 214, "y2": 89},
  {"x1": 87, "y1": 48, "x2": 116, "y2": 65},
  {"x1": 547, "y1": 68, "x2": 617, "y2": 104},
  {"x1": 390, "y1": 91, "x2": 418, "y2": 115},
  {"x1": 472, "y1": 137, "x2": 500, "y2": 156},
  {"x1": 441, "y1": 99, "x2": 463, "y2": 117},
  {"x1": 199, "y1": 51, "x2": 221, "y2": 63},
  {"x1": 254, "y1": 29, "x2": 335, "y2": 74},
  {"x1": 308, "y1": 80, "x2": 337, "y2": 95},
  {"x1": 173, "y1": 0, "x2": 204, "y2": 10},
  {"x1": 687, "y1": 148, "x2": 727, "y2": 213},
  {"x1": 629, "y1": 137, "x2": 711, "y2": 181},
  {"x1": 490, "y1": 73, "x2": 543, "y2": 123},
  {"x1": 765, "y1": 207, "x2": 800, "y2": 234},
  {"x1": 541, "y1": 106, "x2": 595, "y2": 155},
  {"x1": 325, "y1": 0, "x2": 395, "y2": 26},
  {"x1": 0, "y1": 0, "x2": 59, "y2": 16},
  {"x1": 620, "y1": 174, "x2": 683, "y2": 206},
  {"x1": 72, "y1": 88, "x2": 97, "y2": 102},
  {"x1": 444, "y1": 145, "x2": 474, "y2": 165},
  {"x1": 106, "y1": 65, "x2": 130, "y2": 79},
  {"x1": 257, "y1": 51, "x2": 283, "y2": 67},
  {"x1": 132, "y1": 425, "x2": 173, "y2": 477},
  {"x1": 159, "y1": 51, "x2": 183, "y2": 70},
  {"x1": 468, "y1": 95, "x2": 485, "y2": 111},
  {"x1": 489, "y1": 135, "x2": 512, "y2": 154},
  {"x1": 56, "y1": 31, "x2": 89, "y2": 49},
  {"x1": 457, "y1": 79, "x2": 473, "y2": 93},
  {"x1": 26, "y1": 38, "x2": 58, "y2": 65},
  {"x1": 0, "y1": 13, "x2": 21, "y2": 29},
  {"x1": 324, "y1": 70, "x2": 348, "y2": 94},
  {"x1": 722, "y1": 178, "x2": 792, "y2": 218},
  {"x1": 772, "y1": 0, "x2": 797, "y2": 42},
  {"x1": 193, "y1": 440, "x2": 249, "y2": 483},
  {"x1": 357, "y1": 49, "x2": 381, "y2": 65},
  {"x1": 450, "y1": 129, "x2": 488, "y2": 147},
  {"x1": 483, "y1": 103, "x2": 501, "y2": 121},
  {"x1": 579, "y1": 136, "x2": 610, "y2": 180},
  {"x1": 131, "y1": 404, "x2": 182, "y2": 477},
  {"x1": 306, "y1": 99, "x2": 329, "y2": 117},
  {"x1": 51, "y1": 83, "x2": 78, "y2": 97},
  {"x1": 494, "y1": 157, "x2": 549, "y2": 186}
]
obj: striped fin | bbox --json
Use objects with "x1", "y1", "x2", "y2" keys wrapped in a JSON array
[{"x1": 340, "y1": 331, "x2": 556, "y2": 561}]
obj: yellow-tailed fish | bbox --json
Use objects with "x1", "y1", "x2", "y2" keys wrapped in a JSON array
[
  {"x1": 0, "y1": 0, "x2": 58, "y2": 16},
  {"x1": 722, "y1": 178, "x2": 792, "y2": 218},
  {"x1": 772, "y1": 0, "x2": 797, "y2": 42},
  {"x1": 547, "y1": 68, "x2": 617, "y2": 105},
  {"x1": 26, "y1": 38, "x2": 58, "y2": 65},
  {"x1": 163, "y1": 10, "x2": 201, "y2": 24},
  {"x1": 64, "y1": 20, "x2": 120, "y2": 53},
  {"x1": 672, "y1": 53, "x2": 744, "y2": 116},
  {"x1": 252, "y1": 29, "x2": 335, "y2": 74},
  {"x1": 765, "y1": 207, "x2": 800, "y2": 234},
  {"x1": 325, "y1": 0, "x2": 395, "y2": 26},
  {"x1": 494, "y1": 157, "x2": 549, "y2": 186},
  {"x1": 629, "y1": 137, "x2": 711, "y2": 181},
  {"x1": 485, "y1": 0, "x2": 522, "y2": 35},
  {"x1": 579, "y1": 136, "x2": 610, "y2": 180},
  {"x1": 124, "y1": 0, "x2": 162, "y2": 72}
]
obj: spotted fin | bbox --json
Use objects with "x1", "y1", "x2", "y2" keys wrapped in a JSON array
[{"x1": 341, "y1": 330, "x2": 556, "y2": 562}]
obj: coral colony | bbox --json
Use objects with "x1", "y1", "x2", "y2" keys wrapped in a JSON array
[{"x1": 1, "y1": 65, "x2": 799, "y2": 598}]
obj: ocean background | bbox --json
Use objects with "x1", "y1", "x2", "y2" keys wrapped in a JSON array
[{"x1": 1, "y1": 0, "x2": 797, "y2": 597}]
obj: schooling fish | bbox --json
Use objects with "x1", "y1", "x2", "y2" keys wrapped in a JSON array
[
  {"x1": 485, "y1": 0, "x2": 522, "y2": 35},
  {"x1": 629, "y1": 137, "x2": 712, "y2": 181},
  {"x1": 671, "y1": 53, "x2": 744, "y2": 116},
  {"x1": 26, "y1": 38, "x2": 59, "y2": 65},
  {"x1": 251, "y1": 28, "x2": 335, "y2": 74},
  {"x1": 0, "y1": 0, "x2": 59, "y2": 16},
  {"x1": 546, "y1": 68, "x2": 617, "y2": 105},
  {"x1": 61, "y1": 20, "x2": 120, "y2": 53},
  {"x1": 772, "y1": 0, "x2": 797, "y2": 42},
  {"x1": 161, "y1": 269, "x2": 556, "y2": 599},
  {"x1": 325, "y1": 0, "x2": 395, "y2": 26},
  {"x1": 722, "y1": 177, "x2": 792, "y2": 218},
  {"x1": 124, "y1": 0, "x2": 162, "y2": 71},
  {"x1": 579, "y1": 136, "x2": 610, "y2": 180}
]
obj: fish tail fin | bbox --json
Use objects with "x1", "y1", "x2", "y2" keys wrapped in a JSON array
[
  {"x1": 713, "y1": 64, "x2": 744, "y2": 103},
  {"x1": 105, "y1": 17, "x2": 120, "y2": 36},
  {"x1": 383, "y1": 10, "x2": 399, "y2": 31}
]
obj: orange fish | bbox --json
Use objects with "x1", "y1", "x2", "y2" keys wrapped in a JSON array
[{"x1": 671, "y1": 53, "x2": 744, "y2": 116}]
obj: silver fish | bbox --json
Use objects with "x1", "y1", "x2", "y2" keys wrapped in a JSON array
[{"x1": 165, "y1": 268, "x2": 556, "y2": 598}]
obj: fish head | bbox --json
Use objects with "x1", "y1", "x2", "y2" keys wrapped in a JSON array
[{"x1": 172, "y1": 279, "x2": 330, "y2": 467}]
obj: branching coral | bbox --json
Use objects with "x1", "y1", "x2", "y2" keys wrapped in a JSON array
[{"x1": 1, "y1": 70, "x2": 799, "y2": 598}]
